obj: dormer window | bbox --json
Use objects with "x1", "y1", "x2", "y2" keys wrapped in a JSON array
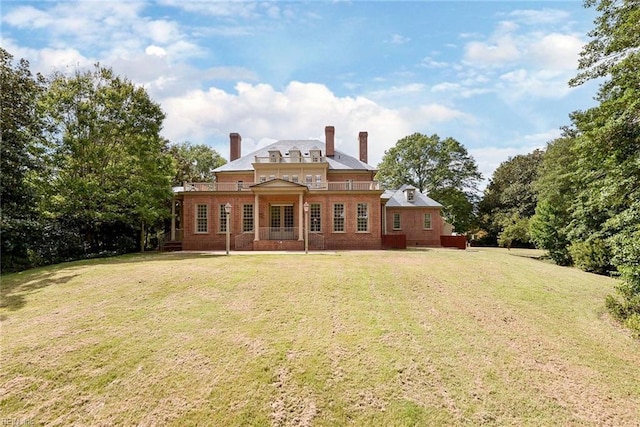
[
  {"x1": 405, "y1": 188, "x2": 416, "y2": 202},
  {"x1": 310, "y1": 149, "x2": 321, "y2": 162},
  {"x1": 290, "y1": 147, "x2": 301, "y2": 163},
  {"x1": 269, "y1": 150, "x2": 282, "y2": 163}
]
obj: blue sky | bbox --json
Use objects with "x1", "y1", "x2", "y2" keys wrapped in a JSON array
[{"x1": 1, "y1": 1, "x2": 600, "y2": 185}]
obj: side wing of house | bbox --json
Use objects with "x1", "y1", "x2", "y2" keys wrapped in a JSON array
[{"x1": 382, "y1": 186, "x2": 450, "y2": 247}]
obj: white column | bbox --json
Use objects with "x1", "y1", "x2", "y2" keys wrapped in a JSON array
[
  {"x1": 254, "y1": 194, "x2": 260, "y2": 241},
  {"x1": 298, "y1": 193, "x2": 304, "y2": 241},
  {"x1": 382, "y1": 204, "x2": 387, "y2": 235}
]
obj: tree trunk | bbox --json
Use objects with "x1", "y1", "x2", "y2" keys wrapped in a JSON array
[{"x1": 140, "y1": 221, "x2": 145, "y2": 252}]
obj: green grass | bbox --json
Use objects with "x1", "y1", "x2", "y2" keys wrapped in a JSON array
[{"x1": 1, "y1": 249, "x2": 639, "y2": 426}]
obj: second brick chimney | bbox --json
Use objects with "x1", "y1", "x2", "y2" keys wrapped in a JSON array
[
  {"x1": 325, "y1": 126, "x2": 335, "y2": 157},
  {"x1": 230, "y1": 133, "x2": 241, "y2": 162},
  {"x1": 359, "y1": 131, "x2": 368, "y2": 164}
]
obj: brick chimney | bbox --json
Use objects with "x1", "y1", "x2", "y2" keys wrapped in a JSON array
[
  {"x1": 359, "y1": 131, "x2": 368, "y2": 164},
  {"x1": 230, "y1": 133, "x2": 241, "y2": 161},
  {"x1": 325, "y1": 126, "x2": 335, "y2": 157}
]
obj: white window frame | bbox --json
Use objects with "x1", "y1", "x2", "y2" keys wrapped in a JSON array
[
  {"x1": 310, "y1": 203, "x2": 321, "y2": 232},
  {"x1": 424, "y1": 213, "x2": 432, "y2": 230},
  {"x1": 407, "y1": 189, "x2": 415, "y2": 202},
  {"x1": 356, "y1": 203, "x2": 369, "y2": 232},
  {"x1": 196, "y1": 204, "x2": 208, "y2": 233},
  {"x1": 333, "y1": 203, "x2": 345, "y2": 233},
  {"x1": 219, "y1": 204, "x2": 228, "y2": 233},
  {"x1": 393, "y1": 213, "x2": 401, "y2": 230},
  {"x1": 243, "y1": 204, "x2": 254, "y2": 233}
]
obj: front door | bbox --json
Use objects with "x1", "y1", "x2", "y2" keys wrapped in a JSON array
[{"x1": 270, "y1": 205, "x2": 295, "y2": 240}]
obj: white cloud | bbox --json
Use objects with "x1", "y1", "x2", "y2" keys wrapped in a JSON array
[
  {"x1": 507, "y1": 9, "x2": 571, "y2": 25},
  {"x1": 470, "y1": 134, "x2": 552, "y2": 188},
  {"x1": 412, "y1": 104, "x2": 469, "y2": 123},
  {"x1": 464, "y1": 35, "x2": 521, "y2": 67},
  {"x1": 159, "y1": 0, "x2": 260, "y2": 19},
  {"x1": 2, "y1": 5, "x2": 50, "y2": 28},
  {"x1": 420, "y1": 56, "x2": 449, "y2": 68},
  {"x1": 389, "y1": 34, "x2": 410, "y2": 45},
  {"x1": 38, "y1": 47, "x2": 94, "y2": 71},
  {"x1": 431, "y1": 82, "x2": 461, "y2": 93},
  {"x1": 367, "y1": 83, "x2": 427, "y2": 99},
  {"x1": 498, "y1": 68, "x2": 573, "y2": 99},
  {"x1": 528, "y1": 33, "x2": 583, "y2": 70},
  {"x1": 145, "y1": 45, "x2": 167, "y2": 57},
  {"x1": 459, "y1": 12, "x2": 587, "y2": 101},
  {"x1": 144, "y1": 20, "x2": 182, "y2": 45},
  {"x1": 160, "y1": 81, "x2": 423, "y2": 165}
]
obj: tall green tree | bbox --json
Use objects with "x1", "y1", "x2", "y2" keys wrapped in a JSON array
[
  {"x1": 39, "y1": 65, "x2": 175, "y2": 254},
  {"x1": 168, "y1": 142, "x2": 226, "y2": 186},
  {"x1": 479, "y1": 149, "x2": 544, "y2": 244},
  {"x1": 0, "y1": 48, "x2": 44, "y2": 272},
  {"x1": 554, "y1": 0, "x2": 640, "y2": 332},
  {"x1": 376, "y1": 133, "x2": 482, "y2": 232},
  {"x1": 529, "y1": 134, "x2": 578, "y2": 266}
]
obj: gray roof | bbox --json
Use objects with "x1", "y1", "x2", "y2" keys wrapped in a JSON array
[
  {"x1": 383, "y1": 184, "x2": 443, "y2": 208},
  {"x1": 214, "y1": 139, "x2": 376, "y2": 172}
]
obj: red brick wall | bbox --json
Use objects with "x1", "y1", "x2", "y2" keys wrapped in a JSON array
[
  {"x1": 181, "y1": 191, "x2": 383, "y2": 250},
  {"x1": 327, "y1": 171, "x2": 377, "y2": 182},
  {"x1": 312, "y1": 192, "x2": 382, "y2": 250},
  {"x1": 385, "y1": 207, "x2": 444, "y2": 247},
  {"x1": 182, "y1": 193, "x2": 255, "y2": 251},
  {"x1": 214, "y1": 173, "x2": 254, "y2": 184},
  {"x1": 441, "y1": 235, "x2": 467, "y2": 249}
]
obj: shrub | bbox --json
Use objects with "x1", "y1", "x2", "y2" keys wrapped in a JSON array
[{"x1": 568, "y1": 238, "x2": 612, "y2": 275}]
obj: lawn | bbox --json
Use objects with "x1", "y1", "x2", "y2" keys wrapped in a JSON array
[{"x1": 1, "y1": 249, "x2": 639, "y2": 426}]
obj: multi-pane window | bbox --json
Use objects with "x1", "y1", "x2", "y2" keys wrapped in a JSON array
[
  {"x1": 333, "y1": 203, "x2": 345, "y2": 232},
  {"x1": 243, "y1": 204, "x2": 254, "y2": 232},
  {"x1": 310, "y1": 203, "x2": 321, "y2": 232},
  {"x1": 260, "y1": 175, "x2": 266, "y2": 183},
  {"x1": 357, "y1": 203, "x2": 369, "y2": 232},
  {"x1": 196, "y1": 204, "x2": 208, "y2": 233},
  {"x1": 315, "y1": 175, "x2": 322, "y2": 188},
  {"x1": 305, "y1": 175, "x2": 312, "y2": 187},
  {"x1": 393, "y1": 213, "x2": 401, "y2": 230},
  {"x1": 219, "y1": 204, "x2": 228, "y2": 232},
  {"x1": 292, "y1": 175, "x2": 299, "y2": 183},
  {"x1": 283, "y1": 174, "x2": 289, "y2": 181},
  {"x1": 424, "y1": 213, "x2": 432, "y2": 229}
]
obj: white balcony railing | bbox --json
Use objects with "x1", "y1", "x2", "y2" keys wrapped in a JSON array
[
  {"x1": 183, "y1": 181, "x2": 380, "y2": 192},
  {"x1": 259, "y1": 227, "x2": 299, "y2": 240},
  {"x1": 254, "y1": 156, "x2": 326, "y2": 163}
]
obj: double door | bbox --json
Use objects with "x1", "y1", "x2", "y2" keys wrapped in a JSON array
[{"x1": 269, "y1": 205, "x2": 294, "y2": 240}]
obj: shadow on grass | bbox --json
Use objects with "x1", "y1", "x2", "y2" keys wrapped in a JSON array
[
  {"x1": 0, "y1": 269, "x2": 80, "y2": 313},
  {"x1": 0, "y1": 252, "x2": 224, "y2": 315}
]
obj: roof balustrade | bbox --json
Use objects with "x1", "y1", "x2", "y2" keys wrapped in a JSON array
[{"x1": 183, "y1": 181, "x2": 380, "y2": 192}]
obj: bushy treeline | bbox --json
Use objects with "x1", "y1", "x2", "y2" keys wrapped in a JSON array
[
  {"x1": 1, "y1": 49, "x2": 228, "y2": 274},
  {"x1": 479, "y1": 0, "x2": 640, "y2": 335},
  {"x1": 1, "y1": 48, "x2": 177, "y2": 273},
  {"x1": 0, "y1": 49, "x2": 175, "y2": 272}
]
